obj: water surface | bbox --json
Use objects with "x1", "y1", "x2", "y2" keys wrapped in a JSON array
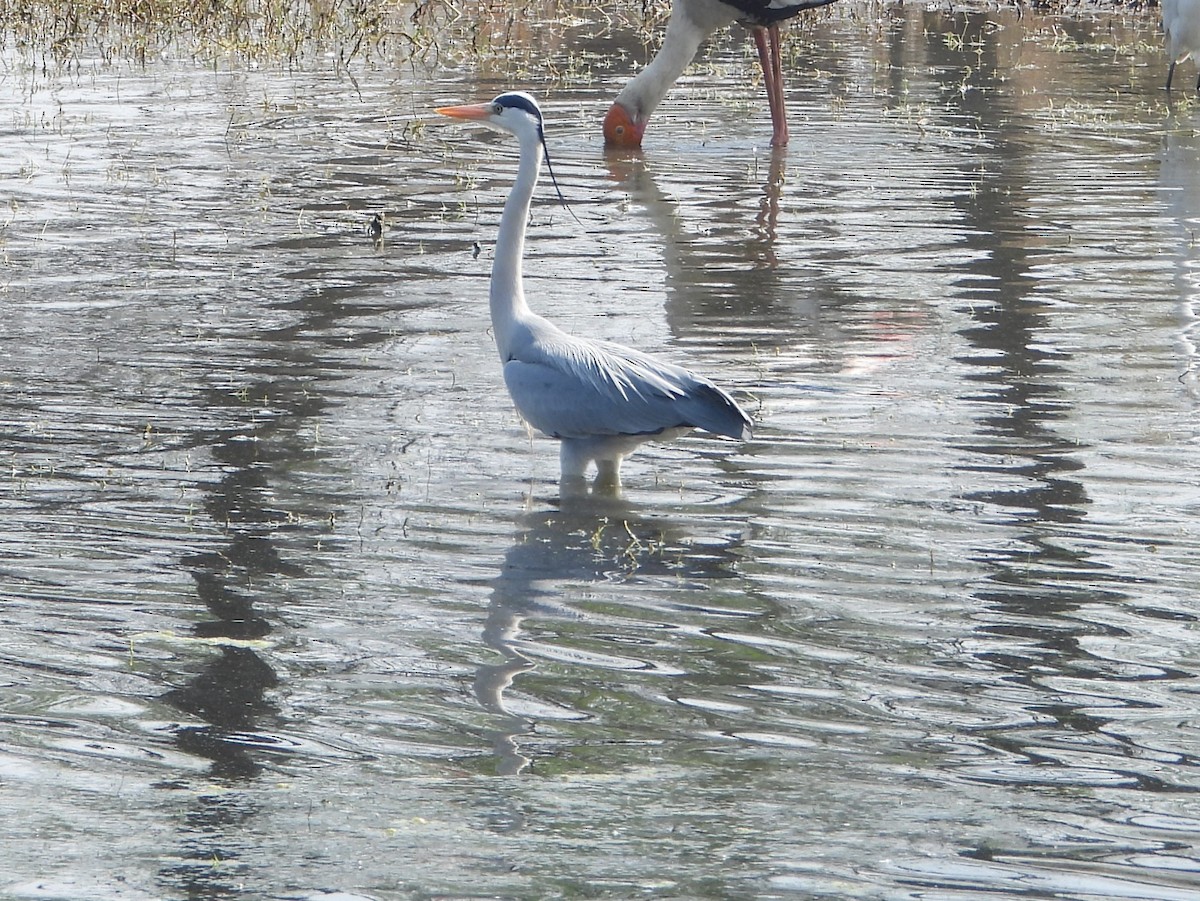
[{"x1": 2, "y1": 3, "x2": 1200, "y2": 898}]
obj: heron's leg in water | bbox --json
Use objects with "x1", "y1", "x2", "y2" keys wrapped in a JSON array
[
  {"x1": 592, "y1": 456, "x2": 624, "y2": 495},
  {"x1": 559, "y1": 440, "x2": 592, "y2": 486}
]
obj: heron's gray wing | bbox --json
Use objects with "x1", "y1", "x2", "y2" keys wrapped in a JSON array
[{"x1": 503, "y1": 334, "x2": 750, "y2": 440}]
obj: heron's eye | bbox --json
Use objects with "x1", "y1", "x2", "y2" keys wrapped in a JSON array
[{"x1": 492, "y1": 102, "x2": 503, "y2": 115}]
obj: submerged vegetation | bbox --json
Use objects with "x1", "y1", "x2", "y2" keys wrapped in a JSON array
[{"x1": 0, "y1": 0, "x2": 671, "y2": 69}]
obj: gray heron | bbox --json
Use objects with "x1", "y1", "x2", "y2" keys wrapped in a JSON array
[{"x1": 437, "y1": 92, "x2": 751, "y2": 494}]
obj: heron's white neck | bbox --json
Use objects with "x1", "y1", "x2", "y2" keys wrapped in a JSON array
[
  {"x1": 490, "y1": 129, "x2": 543, "y2": 361},
  {"x1": 613, "y1": 1, "x2": 733, "y2": 121}
]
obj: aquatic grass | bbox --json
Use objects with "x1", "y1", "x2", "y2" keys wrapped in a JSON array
[
  {"x1": 0, "y1": 0, "x2": 461, "y2": 66},
  {"x1": 0, "y1": 1, "x2": 1158, "y2": 74},
  {"x1": 0, "y1": 0, "x2": 671, "y2": 70}
]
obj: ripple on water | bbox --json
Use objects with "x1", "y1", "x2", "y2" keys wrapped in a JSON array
[
  {"x1": 2, "y1": 5, "x2": 1200, "y2": 899},
  {"x1": 883, "y1": 856, "x2": 1200, "y2": 901}
]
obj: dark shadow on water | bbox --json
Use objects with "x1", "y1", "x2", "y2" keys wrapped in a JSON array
[
  {"x1": 938, "y1": 9, "x2": 1100, "y2": 612},
  {"x1": 917, "y1": 9, "x2": 1190, "y2": 819},
  {"x1": 163, "y1": 363, "x2": 333, "y2": 776},
  {"x1": 477, "y1": 494, "x2": 744, "y2": 776},
  {"x1": 157, "y1": 380, "x2": 325, "y2": 896},
  {"x1": 157, "y1": 270, "x2": 395, "y2": 894},
  {"x1": 164, "y1": 425, "x2": 301, "y2": 780}
]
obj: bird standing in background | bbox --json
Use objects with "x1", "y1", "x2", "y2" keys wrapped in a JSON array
[
  {"x1": 1163, "y1": 0, "x2": 1200, "y2": 92},
  {"x1": 604, "y1": 0, "x2": 838, "y2": 149},
  {"x1": 436, "y1": 92, "x2": 752, "y2": 494}
]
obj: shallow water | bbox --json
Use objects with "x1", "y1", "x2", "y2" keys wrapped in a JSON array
[{"x1": 3, "y1": 2, "x2": 1200, "y2": 898}]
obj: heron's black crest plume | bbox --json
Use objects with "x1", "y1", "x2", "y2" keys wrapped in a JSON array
[
  {"x1": 494, "y1": 92, "x2": 583, "y2": 229},
  {"x1": 540, "y1": 138, "x2": 583, "y2": 229}
]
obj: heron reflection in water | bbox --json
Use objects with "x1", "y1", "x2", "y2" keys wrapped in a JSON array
[{"x1": 476, "y1": 497, "x2": 746, "y2": 775}]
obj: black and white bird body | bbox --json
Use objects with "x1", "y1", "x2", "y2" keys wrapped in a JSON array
[
  {"x1": 437, "y1": 92, "x2": 751, "y2": 493},
  {"x1": 604, "y1": 0, "x2": 839, "y2": 148}
]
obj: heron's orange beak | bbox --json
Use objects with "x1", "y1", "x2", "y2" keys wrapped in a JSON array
[
  {"x1": 436, "y1": 102, "x2": 494, "y2": 120},
  {"x1": 603, "y1": 102, "x2": 646, "y2": 148}
]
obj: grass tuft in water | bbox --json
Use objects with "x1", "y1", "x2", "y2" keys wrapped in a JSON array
[
  {"x1": 0, "y1": 0, "x2": 460, "y2": 67},
  {"x1": 0, "y1": 1, "x2": 673, "y2": 70}
]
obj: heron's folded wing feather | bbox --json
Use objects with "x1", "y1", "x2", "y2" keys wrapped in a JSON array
[{"x1": 504, "y1": 334, "x2": 750, "y2": 440}]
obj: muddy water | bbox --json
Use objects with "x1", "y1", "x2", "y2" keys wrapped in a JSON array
[{"x1": 3, "y1": 3, "x2": 1200, "y2": 898}]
